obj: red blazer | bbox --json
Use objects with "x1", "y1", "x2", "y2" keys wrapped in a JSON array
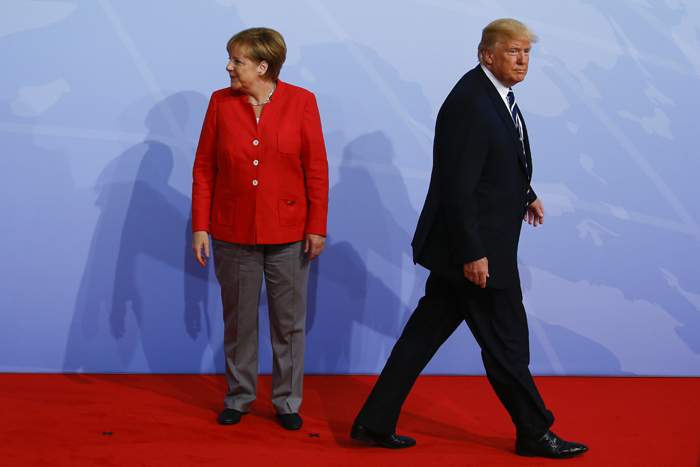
[{"x1": 192, "y1": 81, "x2": 329, "y2": 244}]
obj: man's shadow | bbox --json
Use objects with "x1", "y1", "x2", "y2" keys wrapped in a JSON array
[
  {"x1": 257, "y1": 131, "x2": 419, "y2": 376},
  {"x1": 304, "y1": 132, "x2": 417, "y2": 373},
  {"x1": 278, "y1": 39, "x2": 436, "y2": 377}
]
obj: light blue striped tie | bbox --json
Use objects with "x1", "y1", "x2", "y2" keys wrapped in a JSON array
[{"x1": 507, "y1": 89, "x2": 525, "y2": 155}]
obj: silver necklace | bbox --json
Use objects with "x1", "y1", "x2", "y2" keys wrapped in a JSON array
[{"x1": 249, "y1": 84, "x2": 276, "y2": 107}]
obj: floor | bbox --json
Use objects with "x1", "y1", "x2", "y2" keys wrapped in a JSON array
[{"x1": 1, "y1": 375, "x2": 698, "y2": 466}]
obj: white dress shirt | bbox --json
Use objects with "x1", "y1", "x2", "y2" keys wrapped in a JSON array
[{"x1": 480, "y1": 64, "x2": 524, "y2": 142}]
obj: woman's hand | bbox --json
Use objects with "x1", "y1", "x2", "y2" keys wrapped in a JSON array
[
  {"x1": 304, "y1": 233, "x2": 326, "y2": 261},
  {"x1": 192, "y1": 231, "x2": 210, "y2": 267}
]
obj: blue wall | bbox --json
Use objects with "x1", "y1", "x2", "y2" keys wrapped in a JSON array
[{"x1": 2, "y1": 0, "x2": 699, "y2": 375}]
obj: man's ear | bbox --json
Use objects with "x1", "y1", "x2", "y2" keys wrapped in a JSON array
[{"x1": 482, "y1": 49, "x2": 493, "y2": 65}]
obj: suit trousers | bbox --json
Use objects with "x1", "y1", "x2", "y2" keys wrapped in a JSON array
[
  {"x1": 355, "y1": 271, "x2": 554, "y2": 438},
  {"x1": 213, "y1": 239, "x2": 309, "y2": 415}
]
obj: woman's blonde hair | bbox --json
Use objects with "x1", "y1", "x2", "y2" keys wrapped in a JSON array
[{"x1": 227, "y1": 27, "x2": 287, "y2": 81}]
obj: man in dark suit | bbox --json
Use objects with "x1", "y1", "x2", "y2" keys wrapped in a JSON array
[{"x1": 350, "y1": 19, "x2": 588, "y2": 459}]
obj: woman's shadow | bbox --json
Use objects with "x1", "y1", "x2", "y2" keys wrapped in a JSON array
[{"x1": 63, "y1": 92, "x2": 225, "y2": 408}]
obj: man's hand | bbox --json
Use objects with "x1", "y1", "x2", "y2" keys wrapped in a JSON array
[
  {"x1": 464, "y1": 257, "x2": 489, "y2": 288},
  {"x1": 524, "y1": 198, "x2": 544, "y2": 227},
  {"x1": 304, "y1": 233, "x2": 326, "y2": 261},
  {"x1": 192, "y1": 231, "x2": 210, "y2": 267}
]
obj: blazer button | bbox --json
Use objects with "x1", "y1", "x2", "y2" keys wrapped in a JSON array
[
  {"x1": 286, "y1": 200, "x2": 295, "y2": 205},
  {"x1": 253, "y1": 159, "x2": 259, "y2": 166},
  {"x1": 252, "y1": 179, "x2": 259, "y2": 186},
  {"x1": 252, "y1": 139, "x2": 260, "y2": 146}
]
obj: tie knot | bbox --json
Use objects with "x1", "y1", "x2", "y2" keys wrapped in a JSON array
[{"x1": 507, "y1": 89, "x2": 515, "y2": 108}]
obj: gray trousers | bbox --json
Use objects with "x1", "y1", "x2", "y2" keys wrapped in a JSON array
[{"x1": 213, "y1": 239, "x2": 309, "y2": 414}]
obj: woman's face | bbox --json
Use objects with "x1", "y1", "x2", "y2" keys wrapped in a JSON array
[{"x1": 226, "y1": 45, "x2": 267, "y2": 92}]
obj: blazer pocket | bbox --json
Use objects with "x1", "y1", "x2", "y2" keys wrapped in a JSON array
[
  {"x1": 278, "y1": 197, "x2": 302, "y2": 227},
  {"x1": 214, "y1": 199, "x2": 237, "y2": 226},
  {"x1": 277, "y1": 133, "x2": 302, "y2": 158}
]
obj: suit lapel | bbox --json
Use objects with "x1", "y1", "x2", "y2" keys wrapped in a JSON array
[{"x1": 474, "y1": 66, "x2": 529, "y2": 173}]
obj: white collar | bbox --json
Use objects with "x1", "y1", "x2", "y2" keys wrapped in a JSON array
[{"x1": 480, "y1": 63, "x2": 511, "y2": 107}]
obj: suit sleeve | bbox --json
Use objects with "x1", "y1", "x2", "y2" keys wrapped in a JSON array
[
  {"x1": 191, "y1": 92, "x2": 219, "y2": 233},
  {"x1": 300, "y1": 92, "x2": 329, "y2": 236},
  {"x1": 526, "y1": 187, "x2": 537, "y2": 205},
  {"x1": 436, "y1": 95, "x2": 489, "y2": 264}
]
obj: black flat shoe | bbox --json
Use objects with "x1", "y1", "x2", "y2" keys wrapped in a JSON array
[
  {"x1": 217, "y1": 408, "x2": 245, "y2": 425},
  {"x1": 277, "y1": 413, "x2": 303, "y2": 430},
  {"x1": 350, "y1": 423, "x2": 416, "y2": 449},
  {"x1": 516, "y1": 430, "x2": 588, "y2": 458}
]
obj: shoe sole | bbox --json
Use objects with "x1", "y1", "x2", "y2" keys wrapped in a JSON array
[
  {"x1": 350, "y1": 431, "x2": 376, "y2": 445},
  {"x1": 279, "y1": 424, "x2": 302, "y2": 430},
  {"x1": 350, "y1": 430, "x2": 415, "y2": 449},
  {"x1": 276, "y1": 415, "x2": 303, "y2": 431},
  {"x1": 515, "y1": 448, "x2": 583, "y2": 458},
  {"x1": 218, "y1": 415, "x2": 243, "y2": 425},
  {"x1": 217, "y1": 411, "x2": 245, "y2": 425}
]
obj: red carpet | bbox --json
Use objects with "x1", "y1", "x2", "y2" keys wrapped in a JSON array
[{"x1": 1, "y1": 375, "x2": 698, "y2": 466}]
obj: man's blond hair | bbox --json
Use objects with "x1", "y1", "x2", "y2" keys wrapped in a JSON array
[{"x1": 478, "y1": 18, "x2": 538, "y2": 63}]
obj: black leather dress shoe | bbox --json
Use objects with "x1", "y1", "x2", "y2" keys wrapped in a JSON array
[
  {"x1": 516, "y1": 430, "x2": 588, "y2": 458},
  {"x1": 217, "y1": 408, "x2": 245, "y2": 425},
  {"x1": 276, "y1": 413, "x2": 303, "y2": 430},
  {"x1": 350, "y1": 423, "x2": 416, "y2": 449}
]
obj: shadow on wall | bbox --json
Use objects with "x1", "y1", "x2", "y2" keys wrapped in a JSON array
[
  {"x1": 62, "y1": 92, "x2": 223, "y2": 373},
  {"x1": 256, "y1": 40, "x2": 436, "y2": 375},
  {"x1": 303, "y1": 132, "x2": 424, "y2": 373},
  {"x1": 519, "y1": 266, "x2": 627, "y2": 375},
  {"x1": 255, "y1": 130, "x2": 424, "y2": 375}
]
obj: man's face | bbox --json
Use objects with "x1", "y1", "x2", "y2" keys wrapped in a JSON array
[{"x1": 483, "y1": 37, "x2": 531, "y2": 87}]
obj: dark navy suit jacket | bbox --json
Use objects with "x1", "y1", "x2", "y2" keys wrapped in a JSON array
[{"x1": 412, "y1": 65, "x2": 537, "y2": 289}]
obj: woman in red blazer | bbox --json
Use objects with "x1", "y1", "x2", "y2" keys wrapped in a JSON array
[{"x1": 191, "y1": 28, "x2": 328, "y2": 431}]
